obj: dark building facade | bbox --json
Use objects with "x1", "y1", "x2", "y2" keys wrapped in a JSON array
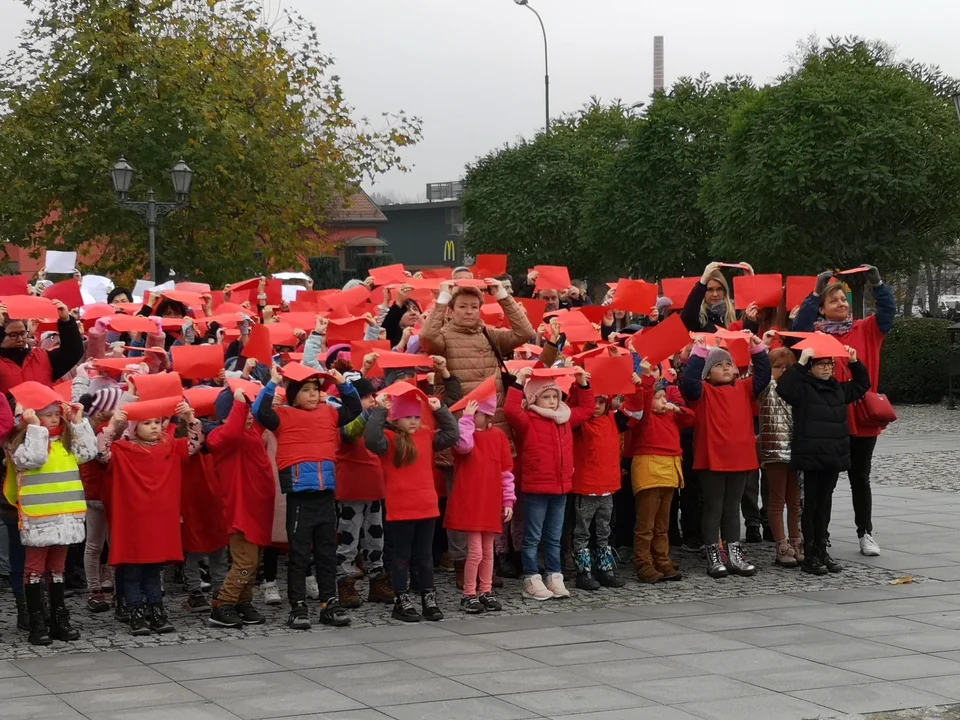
[{"x1": 379, "y1": 182, "x2": 465, "y2": 269}]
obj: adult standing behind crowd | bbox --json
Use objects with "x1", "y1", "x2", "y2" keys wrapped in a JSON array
[
  {"x1": 792, "y1": 265, "x2": 895, "y2": 557},
  {"x1": 0, "y1": 301, "x2": 84, "y2": 396},
  {"x1": 680, "y1": 261, "x2": 753, "y2": 333},
  {"x1": 420, "y1": 279, "x2": 534, "y2": 429}
]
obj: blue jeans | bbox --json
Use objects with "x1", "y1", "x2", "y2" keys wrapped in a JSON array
[
  {"x1": 521, "y1": 493, "x2": 567, "y2": 576},
  {"x1": 123, "y1": 563, "x2": 163, "y2": 607},
  {"x1": 2, "y1": 513, "x2": 24, "y2": 598}
]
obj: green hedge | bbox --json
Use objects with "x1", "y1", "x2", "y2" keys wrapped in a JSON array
[
  {"x1": 354, "y1": 253, "x2": 395, "y2": 281},
  {"x1": 307, "y1": 256, "x2": 342, "y2": 290},
  {"x1": 879, "y1": 318, "x2": 952, "y2": 404}
]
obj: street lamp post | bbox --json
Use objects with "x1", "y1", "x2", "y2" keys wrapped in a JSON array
[
  {"x1": 514, "y1": 0, "x2": 550, "y2": 134},
  {"x1": 110, "y1": 157, "x2": 194, "y2": 281}
]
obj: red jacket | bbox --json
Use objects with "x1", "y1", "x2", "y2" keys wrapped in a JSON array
[
  {"x1": 180, "y1": 452, "x2": 229, "y2": 554},
  {"x1": 446, "y1": 424, "x2": 513, "y2": 533},
  {"x1": 206, "y1": 400, "x2": 277, "y2": 547},
  {"x1": 381, "y1": 429, "x2": 439, "y2": 522},
  {"x1": 572, "y1": 402, "x2": 621, "y2": 496},
  {"x1": 827, "y1": 315, "x2": 885, "y2": 438},
  {"x1": 0, "y1": 349, "x2": 53, "y2": 396},
  {"x1": 626, "y1": 376, "x2": 694, "y2": 457},
  {"x1": 504, "y1": 381, "x2": 595, "y2": 495}
]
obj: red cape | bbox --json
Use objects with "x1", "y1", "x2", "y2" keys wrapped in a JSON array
[
  {"x1": 107, "y1": 437, "x2": 189, "y2": 566},
  {"x1": 181, "y1": 452, "x2": 229, "y2": 554}
]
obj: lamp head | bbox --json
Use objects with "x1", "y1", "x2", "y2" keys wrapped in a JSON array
[
  {"x1": 110, "y1": 157, "x2": 135, "y2": 201},
  {"x1": 514, "y1": 0, "x2": 529, "y2": 5},
  {"x1": 170, "y1": 159, "x2": 194, "y2": 201}
]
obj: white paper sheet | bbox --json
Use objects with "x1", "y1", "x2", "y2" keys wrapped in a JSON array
[
  {"x1": 80, "y1": 274, "x2": 114, "y2": 304},
  {"x1": 132, "y1": 279, "x2": 155, "y2": 302},
  {"x1": 272, "y1": 272, "x2": 312, "y2": 282},
  {"x1": 45, "y1": 251, "x2": 77, "y2": 274},
  {"x1": 282, "y1": 285, "x2": 307, "y2": 302}
]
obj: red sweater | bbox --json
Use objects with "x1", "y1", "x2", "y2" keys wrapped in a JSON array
[
  {"x1": 628, "y1": 376, "x2": 695, "y2": 457},
  {"x1": 572, "y1": 412, "x2": 621, "y2": 496},
  {"x1": 447, "y1": 426, "x2": 513, "y2": 533},
  {"x1": 181, "y1": 452, "x2": 228, "y2": 554},
  {"x1": 273, "y1": 405, "x2": 339, "y2": 470},
  {"x1": 828, "y1": 315, "x2": 885, "y2": 438},
  {"x1": 690, "y1": 379, "x2": 759, "y2": 473},
  {"x1": 0, "y1": 349, "x2": 53, "y2": 396},
  {"x1": 381, "y1": 429, "x2": 438, "y2": 522},
  {"x1": 206, "y1": 400, "x2": 277, "y2": 547}
]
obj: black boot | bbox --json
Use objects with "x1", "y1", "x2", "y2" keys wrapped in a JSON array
[
  {"x1": 496, "y1": 552, "x2": 521, "y2": 580},
  {"x1": 594, "y1": 547, "x2": 626, "y2": 588},
  {"x1": 129, "y1": 605, "x2": 150, "y2": 636},
  {"x1": 421, "y1": 589, "x2": 443, "y2": 621},
  {"x1": 817, "y1": 543, "x2": 843, "y2": 574},
  {"x1": 147, "y1": 602, "x2": 175, "y2": 633},
  {"x1": 16, "y1": 594, "x2": 29, "y2": 631},
  {"x1": 24, "y1": 584, "x2": 51, "y2": 646},
  {"x1": 574, "y1": 549, "x2": 600, "y2": 591},
  {"x1": 800, "y1": 543, "x2": 828, "y2": 576},
  {"x1": 49, "y1": 582, "x2": 80, "y2": 641},
  {"x1": 318, "y1": 596, "x2": 351, "y2": 627}
]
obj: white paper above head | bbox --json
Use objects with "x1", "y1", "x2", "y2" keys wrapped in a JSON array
[
  {"x1": 132, "y1": 279, "x2": 155, "y2": 302},
  {"x1": 272, "y1": 271, "x2": 312, "y2": 282},
  {"x1": 45, "y1": 250, "x2": 77, "y2": 274},
  {"x1": 80, "y1": 290, "x2": 98, "y2": 306},
  {"x1": 80, "y1": 274, "x2": 114, "y2": 304},
  {"x1": 153, "y1": 280, "x2": 176, "y2": 292},
  {"x1": 281, "y1": 285, "x2": 307, "y2": 302}
]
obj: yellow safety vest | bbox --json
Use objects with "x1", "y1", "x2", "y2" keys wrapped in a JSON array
[{"x1": 3, "y1": 440, "x2": 86, "y2": 519}]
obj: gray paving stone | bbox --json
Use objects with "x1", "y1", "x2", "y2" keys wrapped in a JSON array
[
  {"x1": 548, "y1": 708, "x2": 703, "y2": 720},
  {"x1": 674, "y1": 692, "x2": 836, "y2": 720},
  {"x1": 713, "y1": 623, "x2": 839, "y2": 648},
  {"x1": 903, "y1": 609, "x2": 960, "y2": 630},
  {"x1": 499, "y1": 686, "x2": 657, "y2": 715},
  {"x1": 258, "y1": 644, "x2": 394, "y2": 670},
  {"x1": 455, "y1": 667, "x2": 599, "y2": 694},
  {"x1": 154, "y1": 654, "x2": 286, "y2": 681},
  {"x1": 0, "y1": 659, "x2": 26, "y2": 678},
  {"x1": 621, "y1": 601, "x2": 736, "y2": 619},
  {"x1": 60, "y1": 682, "x2": 204, "y2": 714},
  {"x1": 378, "y1": 696, "x2": 538, "y2": 720},
  {"x1": 336, "y1": 676, "x2": 482, "y2": 706},
  {"x1": 300, "y1": 660, "x2": 438, "y2": 689},
  {"x1": 616, "y1": 631, "x2": 753, "y2": 656},
  {"x1": 0, "y1": 694, "x2": 86, "y2": 719},
  {"x1": 625, "y1": 674, "x2": 767, "y2": 704},
  {"x1": 515, "y1": 641, "x2": 650, "y2": 667},
  {"x1": 260, "y1": 712, "x2": 394, "y2": 720},
  {"x1": 701, "y1": 594, "x2": 829, "y2": 611},
  {"x1": 790, "y1": 681, "x2": 956, "y2": 714},
  {"x1": 87, "y1": 702, "x2": 243, "y2": 720},
  {"x1": 901, "y1": 676, "x2": 960, "y2": 702},
  {"x1": 872, "y1": 629, "x2": 960, "y2": 653},
  {"x1": 404, "y1": 650, "x2": 545, "y2": 677},
  {"x1": 13, "y1": 650, "x2": 135, "y2": 675},
  {"x1": 34, "y1": 665, "x2": 171, "y2": 694},
  {"x1": 737, "y1": 666, "x2": 880, "y2": 693},
  {"x1": 923, "y1": 566, "x2": 960, "y2": 581},
  {"x1": 569, "y1": 619, "x2": 697, "y2": 641},
  {"x1": 122, "y1": 640, "x2": 252, "y2": 664},
  {"x1": 661, "y1": 612, "x2": 786, "y2": 632},
  {"x1": 834, "y1": 654, "x2": 960, "y2": 681},
  {"x1": 213, "y1": 687, "x2": 363, "y2": 720},
  {"x1": 181, "y1": 670, "x2": 322, "y2": 701},
  {"x1": 369, "y1": 638, "x2": 500, "y2": 660},
  {"x1": 0, "y1": 676, "x2": 48, "y2": 699},
  {"x1": 669, "y1": 647, "x2": 822, "y2": 676},
  {"x1": 776, "y1": 638, "x2": 917, "y2": 663},
  {"x1": 470, "y1": 627, "x2": 593, "y2": 650},
  {"x1": 810, "y1": 616, "x2": 943, "y2": 638}
]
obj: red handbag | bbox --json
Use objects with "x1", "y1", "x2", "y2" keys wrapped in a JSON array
[{"x1": 854, "y1": 391, "x2": 897, "y2": 428}]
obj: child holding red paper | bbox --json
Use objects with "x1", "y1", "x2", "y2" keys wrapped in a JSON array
[
  {"x1": 446, "y1": 392, "x2": 515, "y2": 614},
  {"x1": 624, "y1": 365, "x2": 694, "y2": 584},
  {"x1": 505, "y1": 366, "x2": 595, "y2": 601},
  {"x1": 680, "y1": 333, "x2": 770, "y2": 579},
  {"x1": 98, "y1": 400, "x2": 203, "y2": 636},
  {"x1": 5, "y1": 390, "x2": 94, "y2": 646},
  {"x1": 363, "y1": 386, "x2": 460, "y2": 622}
]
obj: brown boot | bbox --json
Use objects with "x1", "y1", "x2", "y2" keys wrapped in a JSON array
[
  {"x1": 337, "y1": 577, "x2": 362, "y2": 609},
  {"x1": 367, "y1": 572, "x2": 395, "y2": 604},
  {"x1": 492, "y1": 573, "x2": 503, "y2": 589},
  {"x1": 355, "y1": 553, "x2": 366, "y2": 579},
  {"x1": 634, "y1": 565, "x2": 664, "y2": 584},
  {"x1": 454, "y1": 558, "x2": 466, "y2": 591},
  {"x1": 655, "y1": 563, "x2": 682, "y2": 581}
]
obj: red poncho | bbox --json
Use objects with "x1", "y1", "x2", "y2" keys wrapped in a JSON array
[{"x1": 181, "y1": 452, "x2": 228, "y2": 554}]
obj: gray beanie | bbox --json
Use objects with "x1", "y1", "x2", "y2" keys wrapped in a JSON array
[
  {"x1": 342, "y1": 278, "x2": 365, "y2": 291},
  {"x1": 701, "y1": 347, "x2": 734, "y2": 380},
  {"x1": 656, "y1": 296, "x2": 673, "y2": 315}
]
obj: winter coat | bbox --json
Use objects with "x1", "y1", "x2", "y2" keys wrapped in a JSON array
[
  {"x1": 774, "y1": 360, "x2": 871, "y2": 472},
  {"x1": 504, "y1": 381, "x2": 595, "y2": 495},
  {"x1": 758, "y1": 380, "x2": 793, "y2": 466},
  {"x1": 420, "y1": 294, "x2": 535, "y2": 433},
  {"x1": 0, "y1": 319, "x2": 84, "y2": 395}
]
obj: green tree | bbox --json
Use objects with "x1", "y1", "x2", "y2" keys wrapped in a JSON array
[
  {"x1": 582, "y1": 75, "x2": 755, "y2": 280},
  {"x1": 0, "y1": 0, "x2": 421, "y2": 286},
  {"x1": 700, "y1": 38, "x2": 960, "y2": 277},
  {"x1": 461, "y1": 101, "x2": 638, "y2": 284}
]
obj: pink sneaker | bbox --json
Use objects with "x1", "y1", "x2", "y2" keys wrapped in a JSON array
[
  {"x1": 545, "y1": 572, "x2": 571, "y2": 599},
  {"x1": 522, "y1": 574, "x2": 553, "y2": 601}
]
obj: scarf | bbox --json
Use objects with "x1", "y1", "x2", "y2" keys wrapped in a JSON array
[
  {"x1": 814, "y1": 317, "x2": 854, "y2": 336},
  {"x1": 708, "y1": 301, "x2": 728, "y2": 320},
  {"x1": 0, "y1": 347, "x2": 30, "y2": 367},
  {"x1": 526, "y1": 401, "x2": 572, "y2": 425}
]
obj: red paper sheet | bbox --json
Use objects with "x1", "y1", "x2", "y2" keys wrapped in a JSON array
[
  {"x1": 419, "y1": 268, "x2": 452, "y2": 280},
  {"x1": 533, "y1": 266, "x2": 572, "y2": 293},
  {"x1": 183, "y1": 387, "x2": 222, "y2": 418},
  {"x1": 176, "y1": 282, "x2": 211, "y2": 293},
  {"x1": 561, "y1": 324, "x2": 602, "y2": 344},
  {"x1": 659, "y1": 277, "x2": 701, "y2": 309},
  {"x1": 786, "y1": 276, "x2": 817, "y2": 309},
  {"x1": 172, "y1": 344, "x2": 225, "y2": 380},
  {"x1": 9, "y1": 381, "x2": 64, "y2": 411},
  {"x1": 324, "y1": 285, "x2": 371, "y2": 310},
  {"x1": 376, "y1": 351, "x2": 434, "y2": 369},
  {"x1": 0, "y1": 275, "x2": 29, "y2": 296},
  {"x1": 506, "y1": 359, "x2": 537, "y2": 374},
  {"x1": 585, "y1": 355, "x2": 636, "y2": 396},
  {"x1": 266, "y1": 322, "x2": 298, "y2": 348},
  {"x1": 226, "y1": 377, "x2": 266, "y2": 403},
  {"x1": 722, "y1": 338, "x2": 751, "y2": 368},
  {"x1": 629, "y1": 314, "x2": 691, "y2": 367},
  {"x1": 611, "y1": 279, "x2": 659, "y2": 315},
  {"x1": 80, "y1": 303, "x2": 118, "y2": 323},
  {"x1": 108, "y1": 314, "x2": 158, "y2": 335},
  {"x1": 515, "y1": 298, "x2": 547, "y2": 322},
  {"x1": 733, "y1": 274, "x2": 783, "y2": 309},
  {"x1": 42, "y1": 279, "x2": 84, "y2": 310},
  {"x1": 576, "y1": 305, "x2": 609, "y2": 325},
  {"x1": 280, "y1": 362, "x2": 329, "y2": 383},
  {"x1": 793, "y1": 332, "x2": 849, "y2": 358},
  {"x1": 131, "y1": 372, "x2": 184, "y2": 401},
  {"x1": 114, "y1": 302, "x2": 146, "y2": 315},
  {"x1": 449, "y1": 376, "x2": 498, "y2": 413},
  {"x1": 368, "y1": 264, "x2": 408, "y2": 286},
  {"x1": 474, "y1": 255, "x2": 507, "y2": 278},
  {"x1": 122, "y1": 396, "x2": 182, "y2": 422},
  {"x1": 161, "y1": 289, "x2": 204, "y2": 306},
  {"x1": 349, "y1": 340, "x2": 391, "y2": 378},
  {"x1": 838, "y1": 266, "x2": 870, "y2": 275},
  {"x1": 326, "y1": 318, "x2": 367, "y2": 345},
  {"x1": 53, "y1": 380, "x2": 73, "y2": 403},
  {"x1": 480, "y1": 304, "x2": 504, "y2": 328},
  {"x1": 243, "y1": 324, "x2": 274, "y2": 365},
  {"x1": 530, "y1": 367, "x2": 580, "y2": 378}
]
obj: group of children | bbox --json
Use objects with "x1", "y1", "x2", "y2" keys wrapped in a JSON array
[{"x1": 0, "y1": 261, "x2": 884, "y2": 646}]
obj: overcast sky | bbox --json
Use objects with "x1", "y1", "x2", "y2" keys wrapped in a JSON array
[{"x1": 2, "y1": 0, "x2": 960, "y2": 201}]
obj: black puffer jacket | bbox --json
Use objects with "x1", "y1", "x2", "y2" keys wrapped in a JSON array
[{"x1": 775, "y1": 360, "x2": 871, "y2": 472}]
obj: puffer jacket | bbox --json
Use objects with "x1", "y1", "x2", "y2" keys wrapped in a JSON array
[
  {"x1": 758, "y1": 380, "x2": 793, "y2": 466},
  {"x1": 420, "y1": 293, "x2": 535, "y2": 433}
]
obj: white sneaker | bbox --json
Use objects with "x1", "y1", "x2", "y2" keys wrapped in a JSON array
[
  {"x1": 860, "y1": 534, "x2": 881, "y2": 557},
  {"x1": 522, "y1": 574, "x2": 554, "y2": 601},
  {"x1": 305, "y1": 575, "x2": 320, "y2": 600},
  {"x1": 261, "y1": 581, "x2": 282, "y2": 605},
  {"x1": 545, "y1": 572, "x2": 571, "y2": 599}
]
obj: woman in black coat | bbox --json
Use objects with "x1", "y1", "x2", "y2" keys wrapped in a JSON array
[{"x1": 775, "y1": 345, "x2": 871, "y2": 576}]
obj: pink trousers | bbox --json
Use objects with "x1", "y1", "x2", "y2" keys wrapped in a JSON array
[
  {"x1": 24, "y1": 545, "x2": 68, "y2": 583},
  {"x1": 464, "y1": 531, "x2": 496, "y2": 596}
]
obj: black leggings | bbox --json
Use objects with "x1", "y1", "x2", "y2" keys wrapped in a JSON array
[
  {"x1": 849, "y1": 436, "x2": 877, "y2": 538},
  {"x1": 391, "y1": 518, "x2": 435, "y2": 594},
  {"x1": 802, "y1": 470, "x2": 839, "y2": 546},
  {"x1": 700, "y1": 471, "x2": 749, "y2": 544}
]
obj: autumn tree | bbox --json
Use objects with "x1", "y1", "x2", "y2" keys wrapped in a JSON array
[{"x1": 0, "y1": 0, "x2": 421, "y2": 285}]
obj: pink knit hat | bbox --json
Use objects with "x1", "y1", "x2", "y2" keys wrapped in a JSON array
[
  {"x1": 523, "y1": 376, "x2": 560, "y2": 406},
  {"x1": 389, "y1": 391, "x2": 423, "y2": 421},
  {"x1": 476, "y1": 395, "x2": 497, "y2": 416}
]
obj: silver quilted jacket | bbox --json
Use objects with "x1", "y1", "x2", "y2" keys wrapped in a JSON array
[{"x1": 758, "y1": 380, "x2": 793, "y2": 466}]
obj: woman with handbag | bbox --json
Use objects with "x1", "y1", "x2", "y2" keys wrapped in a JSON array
[{"x1": 791, "y1": 265, "x2": 896, "y2": 557}]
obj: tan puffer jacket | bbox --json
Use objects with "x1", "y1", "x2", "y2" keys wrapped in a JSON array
[{"x1": 420, "y1": 293, "x2": 535, "y2": 432}]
